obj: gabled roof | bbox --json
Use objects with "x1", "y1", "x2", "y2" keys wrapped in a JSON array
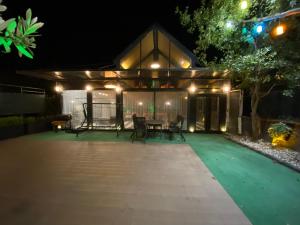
[{"x1": 114, "y1": 24, "x2": 199, "y2": 70}]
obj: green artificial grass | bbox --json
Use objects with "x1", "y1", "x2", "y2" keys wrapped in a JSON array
[{"x1": 27, "y1": 131, "x2": 300, "y2": 225}]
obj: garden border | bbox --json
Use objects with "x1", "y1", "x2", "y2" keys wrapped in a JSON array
[{"x1": 224, "y1": 134, "x2": 300, "y2": 173}]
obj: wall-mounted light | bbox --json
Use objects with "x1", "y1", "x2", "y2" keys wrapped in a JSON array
[
  {"x1": 222, "y1": 85, "x2": 231, "y2": 93},
  {"x1": 189, "y1": 126, "x2": 195, "y2": 133},
  {"x1": 85, "y1": 84, "x2": 93, "y2": 92},
  {"x1": 150, "y1": 62, "x2": 160, "y2": 69},
  {"x1": 85, "y1": 70, "x2": 92, "y2": 79},
  {"x1": 104, "y1": 84, "x2": 117, "y2": 89},
  {"x1": 212, "y1": 88, "x2": 218, "y2": 93},
  {"x1": 221, "y1": 126, "x2": 227, "y2": 132},
  {"x1": 54, "y1": 84, "x2": 63, "y2": 93},
  {"x1": 115, "y1": 85, "x2": 122, "y2": 93},
  {"x1": 188, "y1": 84, "x2": 197, "y2": 93}
]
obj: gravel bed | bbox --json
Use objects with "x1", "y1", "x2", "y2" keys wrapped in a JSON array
[{"x1": 225, "y1": 134, "x2": 300, "y2": 172}]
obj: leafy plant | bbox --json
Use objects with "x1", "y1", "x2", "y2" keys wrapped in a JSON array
[
  {"x1": 268, "y1": 122, "x2": 293, "y2": 139},
  {"x1": 0, "y1": 116, "x2": 23, "y2": 128},
  {"x1": 0, "y1": 0, "x2": 44, "y2": 59}
]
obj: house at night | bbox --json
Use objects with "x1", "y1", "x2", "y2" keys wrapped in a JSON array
[{"x1": 17, "y1": 24, "x2": 230, "y2": 132}]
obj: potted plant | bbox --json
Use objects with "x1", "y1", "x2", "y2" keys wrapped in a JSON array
[{"x1": 268, "y1": 122, "x2": 297, "y2": 148}]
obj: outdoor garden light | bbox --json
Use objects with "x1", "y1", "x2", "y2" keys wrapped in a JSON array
[
  {"x1": 115, "y1": 85, "x2": 122, "y2": 93},
  {"x1": 165, "y1": 101, "x2": 171, "y2": 106},
  {"x1": 240, "y1": 0, "x2": 248, "y2": 10},
  {"x1": 274, "y1": 24, "x2": 285, "y2": 36},
  {"x1": 226, "y1": 21, "x2": 234, "y2": 29},
  {"x1": 150, "y1": 62, "x2": 160, "y2": 69},
  {"x1": 57, "y1": 125, "x2": 62, "y2": 130},
  {"x1": 188, "y1": 84, "x2": 197, "y2": 93},
  {"x1": 138, "y1": 102, "x2": 143, "y2": 106},
  {"x1": 222, "y1": 85, "x2": 231, "y2": 93},
  {"x1": 54, "y1": 85, "x2": 63, "y2": 93},
  {"x1": 221, "y1": 126, "x2": 227, "y2": 132},
  {"x1": 212, "y1": 88, "x2": 218, "y2": 93},
  {"x1": 85, "y1": 85, "x2": 93, "y2": 92},
  {"x1": 256, "y1": 25, "x2": 263, "y2": 34},
  {"x1": 189, "y1": 126, "x2": 195, "y2": 133},
  {"x1": 184, "y1": 96, "x2": 188, "y2": 100},
  {"x1": 85, "y1": 70, "x2": 92, "y2": 78},
  {"x1": 104, "y1": 84, "x2": 117, "y2": 89}
]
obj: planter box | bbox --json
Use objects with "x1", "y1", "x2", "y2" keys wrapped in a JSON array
[
  {"x1": 25, "y1": 121, "x2": 51, "y2": 134},
  {"x1": 0, "y1": 125, "x2": 25, "y2": 140}
]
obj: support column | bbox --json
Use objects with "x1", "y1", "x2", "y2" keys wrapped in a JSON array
[
  {"x1": 87, "y1": 91, "x2": 93, "y2": 129},
  {"x1": 187, "y1": 94, "x2": 196, "y2": 132},
  {"x1": 116, "y1": 91, "x2": 123, "y2": 129}
]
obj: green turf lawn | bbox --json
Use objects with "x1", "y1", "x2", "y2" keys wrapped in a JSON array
[{"x1": 27, "y1": 131, "x2": 300, "y2": 225}]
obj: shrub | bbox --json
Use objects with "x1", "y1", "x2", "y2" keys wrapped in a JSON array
[
  {"x1": 0, "y1": 116, "x2": 23, "y2": 128},
  {"x1": 268, "y1": 122, "x2": 293, "y2": 140}
]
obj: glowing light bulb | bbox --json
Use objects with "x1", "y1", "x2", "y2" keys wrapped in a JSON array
[
  {"x1": 240, "y1": 0, "x2": 248, "y2": 10},
  {"x1": 226, "y1": 21, "x2": 233, "y2": 29},
  {"x1": 222, "y1": 85, "x2": 230, "y2": 93},
  {"x1": 138, "y1": 102, "x2": 143, "y2": 106},
  {"x1": 54, "y1": 85, "x2": 63, "y2": 93},
  {"x1": 85, "y1": 85, "x2": 93, "y2": 91},
  {"x1": 275, "y1": 25, "x2": 284, "y2": 36},
  {"x1": 115, "y1": 85, "x2": 122, "y2": 93},
  {"x1": 188, "y1": 84, "x2": 197, "y2": 93},
  {"x1": 189, "y1": 126, "x2": 195, "y2": 133},
  {"x1": 256, "y1": 25, "x2": 263, "y2": 33},
  {"x1": 150, "y1": 62, "x2": 160, "y2": 69}
]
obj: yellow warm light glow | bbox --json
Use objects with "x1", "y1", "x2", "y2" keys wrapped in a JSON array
[
  {"x1": 150, "y1": 62, "x2": 161, "y2": 69},
  {"x1": 184, "y1": 96, "x2": 188, "y2": 100},
  {"x1": 104, "y1": 84, "x2": 117, "y2": 89},
  {"x1": 188, "y1": 84, "x2": 197, "y2": 93},
  {"x1": 57, "y1": 125, "x2": 62, "y2": 129},
  {"x1": 221, "y1": 126, "x2": 227, "y2": 132},
  {"x1": 212, "y1": 88, "x2": 218, "y2": 93},
  {"x1": 212, "y1": 71, "x2": 218, "y2": 77},
  {"x1": 138, "y1": 102, "x2": 143, "y2": 106},
  {"x1": 189, "y1": 126, "x2": 195, "y2": 133},
  {"x1": 115, "y1": 85, "x2": 122, "y2": 93},
  {"x1": 85, "y1": 85, "x2": 93, "y2": 91},
  {"x1": 222, "y1": 85, "x2": 231, "y2": 93},
  {"x1": 54, "y1": 85, "x2": 63, "y2": 93},
  {"x1": 120, "y1": 61, "x2": 130, "y2": 69},
  {"x1": 165, "y1": 101, "x2": 171, "y2": 106},
  {"x1": 54, "y1": 71, "x2": 61, "y2": 76},
  {"x1": 180, "y1": 60, "x2": 191, "y2": 68},
  {"x1": 274, "y1": 24, "x2": 285, "y2": 36},
  {"x1": 85, "y1": 70, "x2": 92, "y2": 78}
]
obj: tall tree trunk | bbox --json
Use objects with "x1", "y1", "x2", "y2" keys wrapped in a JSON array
[{"x1": 251, "y1": 84, "x2": 261, "y2": 140}]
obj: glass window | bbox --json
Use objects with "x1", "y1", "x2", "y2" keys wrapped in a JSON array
[
  {"x1": 62, "y1": 90, "x2": 87, "y2": 129},
  {"x1": 123, "y1": 92, "x2": 154, "y2": 129},
  {"x1": 92, "y1": 90, "x2": 116, "y2": 128},
  {"x1": 155, "y1": 92, "x2": 188, "y2": 129}
]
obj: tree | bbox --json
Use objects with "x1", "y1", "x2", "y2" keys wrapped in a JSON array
[
  {"x1": 0, "y1": 0, "x2": 44, "y2": 59},
  {"x1": 177, "y1": 0, "x2": 300, "y2": 139}
]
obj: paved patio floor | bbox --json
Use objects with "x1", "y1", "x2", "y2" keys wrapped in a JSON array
[{"x1": 0, "y1": 139, "x2": 251, "y2": 225}]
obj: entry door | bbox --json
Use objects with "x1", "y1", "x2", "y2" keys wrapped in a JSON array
[{"x1": 196, "y1": 95, "x2": 226, "y2": 131}]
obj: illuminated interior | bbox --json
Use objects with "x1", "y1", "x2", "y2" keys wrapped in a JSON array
[{"x1": 116, "y1": 25, "x2": 194, "y2": 70}]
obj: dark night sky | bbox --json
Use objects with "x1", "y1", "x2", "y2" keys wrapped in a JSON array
[{"x1": 0, "y1": 0, "x2": 200, "y2": 70}]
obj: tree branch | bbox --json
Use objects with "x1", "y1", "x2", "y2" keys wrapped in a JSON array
[{"x1": 260, "y1": 84, "x2": 276, "y2": 98}]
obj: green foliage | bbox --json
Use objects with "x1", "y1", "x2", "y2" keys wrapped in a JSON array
[
  {"x1": 268, "y1": 122, "x2": 293, "y2": 138},
  {"x1": 177, "y1": 0, "x2": 300, "y2": 96},
  {"x1": 0, "y1": 116, "x2": 23, "y2": 128},
  {"x1": 0, "y1": 1, "x2": 44, "y2": 59}
]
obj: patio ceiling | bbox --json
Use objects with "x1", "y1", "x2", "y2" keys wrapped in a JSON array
[{"x1": 16, "y1": 68, "x2": 229, "y2": 81}]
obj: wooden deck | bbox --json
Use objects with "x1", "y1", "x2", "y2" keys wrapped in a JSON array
[{"x1": 0, "y1": 139, "x2": 251, "y2": 225}]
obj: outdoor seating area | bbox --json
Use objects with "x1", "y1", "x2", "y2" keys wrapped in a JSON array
[
  {"x1": 130, "y1": 113, "x2": 185, "y2": 143},
  {"x1": 0, "y1": 1, "x2": 299, "y2": 224}
]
